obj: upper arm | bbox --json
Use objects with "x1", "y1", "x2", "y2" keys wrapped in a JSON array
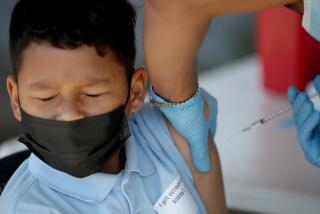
[
  {"x1": 143, "y1": 0, "x2": 300, "y2": 102},
  {"x1": 166, "y1": 120, "x2": 227, "y2": 214}
]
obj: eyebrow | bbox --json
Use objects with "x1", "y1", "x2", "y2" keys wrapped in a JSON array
[
  {"x1": 83, "y1": 78, "x2": 111, "y2": 87},
  {"x1": 28, "y1": 77, "x2": 111, "y2": 89},
  {"x1": 28, "y1": 82, "x2": 53, "y2": 90}
]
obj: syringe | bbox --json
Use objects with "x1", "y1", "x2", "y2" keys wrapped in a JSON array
[{"x1": 240, "y1": 92, "x2": 319, "y2": 133}]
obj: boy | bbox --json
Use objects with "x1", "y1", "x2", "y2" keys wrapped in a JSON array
[{"x1": 0, "y1": 0, "x2": 226, "y2": 213}]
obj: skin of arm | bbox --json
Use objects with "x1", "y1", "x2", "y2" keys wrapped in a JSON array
[
  {"x1": 144, "y1": 0, "x2": 301, "y2": 102},
  {"x1": 165, "y1": 104, "x2": 227, "y2": 214}
]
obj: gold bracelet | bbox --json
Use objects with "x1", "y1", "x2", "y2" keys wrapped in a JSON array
[{"x1": 149, "y1": 88, "x2": 200, "y2": 108}]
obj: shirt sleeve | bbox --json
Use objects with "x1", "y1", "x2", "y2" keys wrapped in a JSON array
[
  {"x1": 133, "y1": 105, "x2": 193, "y2": 181},
  {"x1": 131, "y1": 105, "x2": 207, "y2": 214}
]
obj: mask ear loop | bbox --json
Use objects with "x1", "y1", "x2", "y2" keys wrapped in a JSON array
[
  {"x1": 16, "y1": 80, "x2": 25, "y2": 119},
  {"x1": 118, "y1": 68, "x2": 134, "y2": 142}
]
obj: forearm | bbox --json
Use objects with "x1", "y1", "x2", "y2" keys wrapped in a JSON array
[
  {"x1": 167, "y1": 120, "x2": 226, "y2": 213},
  {"x1": 145, "y1": 0, "x2": 301, "y2": 17},
  {"x1": 144, "y1": 1, "x2": 212, "y2": 102},
  {"x1": 208, "y1": 0, "x2": 302, "y2": 16},
  {"x1": 144, "y1": 0, "x2": 301, "y2": 102}
]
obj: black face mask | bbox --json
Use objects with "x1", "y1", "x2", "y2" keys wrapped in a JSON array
[{"x1": 19, "y1": 105, "x2": 131, "y2": 178}]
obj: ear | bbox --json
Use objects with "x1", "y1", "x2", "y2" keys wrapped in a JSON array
[
  {"x1": 127, "y1": 67, "x2": 148, "y2": 113},
  {"x1": 7, "y1": 75, "x2": 22, "y2": 121}
]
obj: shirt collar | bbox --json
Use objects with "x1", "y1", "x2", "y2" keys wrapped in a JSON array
[
  {"x1": 28, "y1": 134, "x2": 155, "y2": 204},
  {"x1": 125, "y1": 134, "x2": 155, "y2": 177},
  {"x1": 28, "y1": 153, "x2": 121, "y2": 204}
]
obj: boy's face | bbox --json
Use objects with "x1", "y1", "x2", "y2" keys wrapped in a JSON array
[{"x1": 7, "y1": 43, "x2": 147, "y2": 121}]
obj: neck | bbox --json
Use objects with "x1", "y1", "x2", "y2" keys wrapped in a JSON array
[{"x1": 101, "y1": 147, "x2": 126, "y2": 174}]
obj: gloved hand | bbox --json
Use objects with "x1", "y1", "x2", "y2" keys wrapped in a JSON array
[
  {"x1": 288, "y1": 75, "x2": 320, "y2": 167},
  {"x1": 149, "y1": 86, "x2": 217, "y2": 172}
]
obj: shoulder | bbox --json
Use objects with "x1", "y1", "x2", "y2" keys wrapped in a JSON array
[
  {"x1": 129, "y1": 104, "x2": 171, "y2": 152},
  {"x1": 0, "y1": 159, "x2": 36, "y2": 213},
  {"x1": 127, "y1": 106, "x2": 207, "y2": 212},
  {"x1": 130, "y1": 105, "x2": 165, "y2": 145},
  {"x1": 129, "y1": 104, "x2": 193, "y2": 179},
  {"x1": 0, "y1": 158, "x2": 64, "y2": 213},
  {"x1": 131, "y1": 104, "x2": 164, "y2": 125}
]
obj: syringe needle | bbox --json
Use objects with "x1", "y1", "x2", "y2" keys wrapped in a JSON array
[
  {"x1": 223, "y1": 130, "x2": 243, "y2": 142},
  {"x1": 241, "y1": 120, "x2": 264, "y2": 132},
  {"x1": 239, "y1": 92, "x2": 318, "y2": 134}
]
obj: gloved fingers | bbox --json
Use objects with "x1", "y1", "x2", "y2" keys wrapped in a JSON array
[
  {"x1": 314, "y1": 75, "x2": 320, "y2": 94},
  {"x1": 203, "y1": 100, "x2": 217, "y2": 138},
  {"x1": 296, "y1": 99, "x2": 314, "y2": 128},
  {"x1": 200, "y1": 89, "x2": 218, "y2": 118},
  {"x1": 200, "y1": 88, "x2": 218, "y2": 137},
  {"x1": 149, "y1": 85, "x2": 214, "y2": 172},
  {"x1": 304, "y1": 138, "x2": 320, "y2": 167},
  {"x1": 293, "y1": 93, "x2": 308, "y2": 122},
  {"x1": 298, "y1": 111, "x2": 320, "y2": 144},
  {"x1": 189, "y1": 138, "x2": 211, "y2": 172},
  {"x1": 208, "y1": 117, "x2": 217, "y2": 139},
  {"x1": 288, "y1": 86, "x2": 299, "y2": 105}
]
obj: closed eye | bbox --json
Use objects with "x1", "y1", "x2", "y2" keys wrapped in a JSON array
[
  {"x1": 84, "y1": 92, "x2": 108, "y2": 98},
  {"x1": 37, "y1": 96, "x2": 57, "y2": 101},
  {"x1": 86, "y1": 94, "x2": 101, "y2": 98}
]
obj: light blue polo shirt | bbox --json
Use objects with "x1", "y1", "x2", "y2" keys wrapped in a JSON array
[{"x1": 0, "y1": 105, "x2": 207, "y2": 213}]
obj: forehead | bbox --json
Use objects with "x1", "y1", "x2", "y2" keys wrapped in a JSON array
[{"x1": 18, "y1": 43, "x2": 126, "y2": 86}]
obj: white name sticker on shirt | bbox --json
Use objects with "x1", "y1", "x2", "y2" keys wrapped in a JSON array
[{"x1": 153, "y1": 174, "x2": 198, "y2": 214}]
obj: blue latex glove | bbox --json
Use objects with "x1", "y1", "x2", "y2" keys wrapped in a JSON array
[
  {"x1": 302, "y1": 0, "x2": 320, "y2": 41},
  {"x1": 288, "y1": 75, "x2": 320, "y2": 167},
  {"x1": 149, "y1": 85, "x2": 217, "y2": 172}
]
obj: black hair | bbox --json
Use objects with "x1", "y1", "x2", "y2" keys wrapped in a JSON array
[{"x1": 9, "y1": 0, "x2": 136, "y2": 77}]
